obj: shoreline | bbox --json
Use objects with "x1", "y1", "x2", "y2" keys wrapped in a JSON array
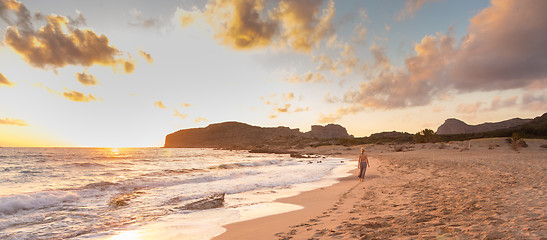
[
  {"x1": 213, "y1": 152, "x2": 361, "y2": 240},
  {"x1": 214, "y1": 139, "x2": 547, "y2": 239}
]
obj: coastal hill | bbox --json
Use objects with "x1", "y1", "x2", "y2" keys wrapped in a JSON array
[
  {"x1": 164, "y1": 122, "x2": 351, "y2": 148},
  {"x1": 436, "y1": 117, "x2": 532, "y2": 135}
]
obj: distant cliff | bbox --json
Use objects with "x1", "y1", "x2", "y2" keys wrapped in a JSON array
[
  {"x1": 436, "y1": 117, "x2": 532, "y2": 135},
  {"x1": 164, "y1": 122, "x2": 351, "y2": 148},
  {"x1": 305, "y1": 124, "x2": 352, "y2": 139}
]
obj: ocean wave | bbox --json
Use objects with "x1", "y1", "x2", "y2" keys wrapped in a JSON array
[
  {"x1": 0, "y1": 191, "x2": 79, "y2": 216},
  {"x1": 109, "y1": 190, "x2": 145, "y2": 208},
  {"x1": 65, "y1": 162, "x2": 108, "y2": 168},
  {"x1": 210, "y1": 159, "x2": 285, "y2": 170},
  {"x1": 82, "y1": 181, "x2": 119, "y2": 191}
]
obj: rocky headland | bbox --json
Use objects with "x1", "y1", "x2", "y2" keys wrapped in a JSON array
[
  {"x1": 436, "y1": 117, "x2": 532, "y2": 135},
  {"x1": 164, "y1": 122, "x2": 351, "y2": 150}
]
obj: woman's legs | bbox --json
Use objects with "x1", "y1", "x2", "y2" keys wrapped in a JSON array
[{"x1": 359, "y1": 163, "x2": 367, "y2": 181}]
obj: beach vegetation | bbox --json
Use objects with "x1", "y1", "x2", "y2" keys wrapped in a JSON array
[{"x1": 413, "y1": 129, "x2": 436, "y2": 143}]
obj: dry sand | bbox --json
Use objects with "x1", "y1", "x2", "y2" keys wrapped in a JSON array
[{"x1": 214, "y1": 138, "x2": 546, "y2": 239}]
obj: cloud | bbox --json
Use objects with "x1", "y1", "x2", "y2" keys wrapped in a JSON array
[
  {"x1": 154, "y1": 101, "x2": 166, "y2": 109},
  {"x1": 489, "y1": 95, "x2": 517, "y2": 110},
  {"x1": 449, "y1": 0, "x2": 547, "y2": 91},
  {"x1": 281, "y1": 92, "x2": 294, "y2": 101},
  {"x1": 178, "y1": 0, "x2": 336, "y2": 52},
  {"x1": 456, "y1": 102, "x2": 482, "y2": 114},
  {"x1": 397, "y1": 0, "x2": 440, "y2": 20},
  {"x1": 0, "y1": 117, "x2": 27, "y2": 126},
  {"x1": 318, "y1": 105, "x2": 362, "y2": 123},
  {"x1": 0, "y1": 0, "x2": 32, "y2": 31},
  {"x1": 0, "y1": 72, "x2": 14, "y2": 86},
  {"x1": 275, "y1": 0, "x2": 335, "y2": 52},
  {"x1": 329, "y1": 0, "x2": 547, "y2": 119},
  {"x1": 175, "y1": 7, "x2": 201, "y2": 27},
  {"x1": 63, "y1": 90, "x2": 97, "y2": 102},
  {"x1": 283, "y1": 71, "x2": 327, "y2": 84},
  {"x1": 351, "y1": 23, "x2": 367, "y2": 45},
  {"x1": 1, "y1": 0, "x2": 133, "y2": 72},
  {"x1": 260, "y1": 92, "x2": 308, "y2": 116},
  {"x1": 139, "y1": 50, "x2": 153, "y2": 63},
  {"x1": 521, "y1": 90, "x2": 547, "y2": 111},
  {"x1": 173, "y1": 110, "x2": 188, "y2": 119},
  {"x1": 369, "y1": 43, "x2": 391, "y2": 69},
  {"x1": 194, "y1": 117, "x2": 208, "y2": 123},
  {"x1": 318, "y1": 113, "x2": 339, "y2": 124},
  {"x1": 123, "y1": 61, "x2": 135, "y2": 73},
  {"x1": 76, "y1": 71, "x2": 98, "y2": 86},
  {"x1": 180, "y1": 102, "x2": 191, "y2": 107},
  {"x1": 313, "y1": 43, "x2": 364, "y2": 77},
  {"x1": 129, "y1": 8, "x2": 160, "y2": 28},
  {"x1": 294, "y1": 106, "x2": 309, "y2": 112},
  {"x1": 276, "y1": 104, "x2": 291, "y2": 113}
]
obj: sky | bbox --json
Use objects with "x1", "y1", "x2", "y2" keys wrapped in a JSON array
[{"x1": 0, "y1": 0, "x2": 546, "y2": 147}]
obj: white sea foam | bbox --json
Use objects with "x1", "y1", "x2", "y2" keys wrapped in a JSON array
[
  {"x1": 0, "y1": 191, "x2": 79, "y2": 215},
  {"x1": 0, "y1": 147, "x2": 351, "y2": 239}
]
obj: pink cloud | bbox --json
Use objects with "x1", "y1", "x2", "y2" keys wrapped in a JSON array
[{"x1": 333, "y1": 0, "x2": 547, "y2": 115}]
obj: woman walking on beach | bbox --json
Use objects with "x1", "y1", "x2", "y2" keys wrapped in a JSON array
[{"x1": 358, "y1": 148, "x2": 370, "y2": 182}]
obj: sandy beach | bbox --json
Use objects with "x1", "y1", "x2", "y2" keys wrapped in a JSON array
[{"x1": 215, "y1": 138, "x2": 547, "y2": 239}]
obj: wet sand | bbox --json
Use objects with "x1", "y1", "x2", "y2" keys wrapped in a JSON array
[{"x1": 214, "y1": 138, "x2": 547, "y2": 239}]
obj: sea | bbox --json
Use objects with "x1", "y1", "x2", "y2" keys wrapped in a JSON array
[{"x1": 0, "y1": 147, "x2": 352, "y2": 240}]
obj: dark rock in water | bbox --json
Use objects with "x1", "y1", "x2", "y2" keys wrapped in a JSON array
[
  {"x1": 177, "y1": 193, "x2": 225, "y2": 210},
  {"x1": 290, "y1": 153, "x2": 319, "y2": 158},
  {"x1": 109, "y1": 191, "x2": 145, "y2": 208}
]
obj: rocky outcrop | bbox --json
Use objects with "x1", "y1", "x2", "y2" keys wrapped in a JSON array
[
  {"x1": 177, "y1": 193, "x2": 225, "y2": 210},
  {"x1": 305, "y1": 124, "x2": 352, "y2": 139},
  {"x1": 164, "y1": 122, "x2": 351, "y2": 148},
  {"x1": 436, "y1": 117, "x2": 532, "y2": 135}
]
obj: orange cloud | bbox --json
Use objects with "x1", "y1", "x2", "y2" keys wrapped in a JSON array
[
  {"x1": 0, "y1": 72, "x2": 14, "y2": 86},
  {"x1": 318, "y1": 113, "x2": 340, "y2": 124},
  {"x1": 276, "y1": 104, "x2": 291, "y2": 113},
  {"x1": 175, "y1": 7, "x2": 200, "y2": 27},
  {"x1": 294, "y1": 106, "x2": 309, "y2": 112},
  {"x1": 154, "y1": 101, "x2": 166, "y2": 109},
  {"x1": 261, "y1": 92, "x2": 308, "y2": 117},
  {"x1": 313, "y1": 43, "x2": 363, "y2": 77},
  {"x1": 139, "y1": 50, "x2": 153, "y2": 63},
  {"x1": 63, "y1": 90, "x2": 97, "y2": 102},
  {"x1": 180, "y1": 0, "x2": 336, "y2": 52},
  {"x1": 283, "y1": 71, "x2": 327, "y2": 84},
  {"x1": 0, "y1": 117, "x2": 27, "y2": 126},
  {"x1": 123, "y1": 61, "x2": 135, "y2": 74},
  {"x1": 173, "y1": 110, "x2": 188, "y2": 119},
  {"x1": 521, "y1": 90, "x2": 547, "y2": 111},
  {"x1": 351, "y1": 23, "x2": 367, "y2": 45},
  {"x1": 457, "y1": 102, "x2": 482, "y2": 114},
  {"x1": 489, "y1": 95, "x2": 517, "y2": 110},
  {"x1": 1, "y1": 0, "x2": 133, "y2": 72},
  {"x1": 397, "y1": 0, "x2": 440, "y2": 20},
  {"x1": 194, "y1": 117, "x2": 208, "y2": 123},
  {"x1": 75, "y1": 71, "x2": 98, "y2": 86},
  {"x1": 204, "y1": 0, "x2": 279, "y2": 49},
  {"x1": 275, "y1": 0, "x2": 335, "y2": 52}
]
